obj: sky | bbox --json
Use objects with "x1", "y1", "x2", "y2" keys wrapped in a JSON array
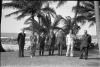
[{"x1": 1, "y1": 1, "x2": 96, "y2": 35}]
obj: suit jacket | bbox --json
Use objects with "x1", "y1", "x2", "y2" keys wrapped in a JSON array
[
  {"x1": 39, "y1": 35, "x2": 45, "y2": 47},
  {"x1": 17, "y1": 33, "x2": 26, "y2": 45},
  {"x1": 80, "y1": 34, "x2": 91, "y2": 49},
  {"x1": 56, "y1": 31, "x2": 65, "y2": 45},
  {"x1": 48, "y1": 32, "x2": 55, "y2": 45}
]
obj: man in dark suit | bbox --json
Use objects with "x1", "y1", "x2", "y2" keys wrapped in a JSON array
[
  {"x1": 39, "y1": 32, "x2": 45, "y2": 56},
  {"x1": 80, "y1": 30, "x2": 91, "y2": 60},
  {"x1": 56, "y1": 29, "x2": 65, "y2": 56},
  {"x1": 17, "y1": 29, "x2": 26, "y2": 57},
  {"x1": 48, "y1": 29, "x2": 56, "y2": 55}
]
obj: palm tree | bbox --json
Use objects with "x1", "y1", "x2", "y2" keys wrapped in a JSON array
[
  {"x1": 24, "y1": 11, "x2": 62, "y2": 35},
  {"x1": 56, "y1": 1, "x2": 81, "y2": 35},
  {"x1": 2, "y1": 0, "x2": 60, "y2": 48},
  {"x1": 60, "y1": 16, "x2": 80, "y2": 35},
  {"x1": 72, "y1": 1, "x2": 97, "y2": 26},
  {"x1": 2, "y1": 0, "x2": 68, "y2": 34},
  {"x1": 24, "y1": 4, "x2": 58, "y2": 33},
  {"x1": 94, "y1": 1, "x2": 100, "y2": 53},
  {"x1": 2, "y1": 0, "x2": 58, "y2": 35}
]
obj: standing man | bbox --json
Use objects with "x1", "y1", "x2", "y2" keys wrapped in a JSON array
[
  {"x1": 17, "y1": 29, "x2": 26, "y2": 57},
  {"x1": 80, "y1": 30, "x2": 91, "y2": 60},
  {"x1": 66, "y1": 30, "x2": 76, "y2": 57},
  {"x1": 56, "y1": 29, "x2": 65, "y2": 56},
  {"x1": 48, "y1": 29, "x2": 56, "y2": 55},
  {"x1": 39, "y1": 32, "x2": 45, "y2": 56}
]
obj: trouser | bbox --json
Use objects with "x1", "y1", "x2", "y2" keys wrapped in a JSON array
[
  {"x1": 49, "y1": 45, "x2": 54, "y2": 55},
  {"x1": 58, "y1": 43, "x2": 62, "y2": 56},
  {"x1": 39, "y1": 47, "x2": 44, "y2": 56},
  {"x1": 39, "y1": 42, "x2": 45, "y2": 56},
  {"x1": 30, "y1": 43, "x2": 36, "y2": 56},
  {"x1": 66, "y1": 44, "x2": 74, "y2": 56},
  {"x1": 80, "y1": 47, "x2": 88, "y2": 59},
  {"x1": 19, "y1": 44, "x2": 24, "y2": 57}
]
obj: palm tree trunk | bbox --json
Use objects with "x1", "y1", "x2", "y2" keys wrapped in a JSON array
[
  {"x1": 94, "y1": 1, "x2": 100, "y2": 54},
  {"x1": 73, "y1": 1, "x2": 80, "y2": 35},
  {"x1": 74, "y1": 1, "x2": 80, "y2": 20}
]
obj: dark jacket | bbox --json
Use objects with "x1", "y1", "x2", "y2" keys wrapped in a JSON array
[
  {"x1": 48, "y1": 32, "x2": 56, "y2": 46},
  {"x1": 80, "y1": 34, "x2": 91, "y2": 49},
  {"x1": 17, "y1": 33, "x2": 26, "y2": 45},
  {"x1": 40, "y1": 35, "x2": 45, "y2": 48}
]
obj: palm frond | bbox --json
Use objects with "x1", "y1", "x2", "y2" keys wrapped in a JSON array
[
  {"x1": 53, "y1": 15, "x2": 63, "y2": 27},
  {"x1": 24, "y1": 17, "x2": 38, "y2": 25},
  {"x1": 2, "y1": 1, "x2": 25, "y2": 9},
  {"x1": 24, "y1": 16, "x2": 32, "y2": 24},
  {"x1": 24, "y1": 19, "x2": 47, "y2": 33},
  {"x1": 89, "y1": 21, "x2": 95, "y2": 27},
  {"x1": 42, "y1": 6, "x2": 56, "y2": 14},
  {"x1": 51, "y1": 26, "x2": 62, "y2": 30},
  {"x1": 16, "y1": 11, "x2": 27, "y2": 20},
  {"x1": 5, "y1": 10, "x2": 22, "y2": 17},
  {"x1": 72, "y1": 1, "x2": 97, "y2": 27},
  {"x1": 56, "y1": 1, "x2": 67, "y2": 8},
  {"x1": 39, "y1": 13, "x2": 51, "y2": 28}
]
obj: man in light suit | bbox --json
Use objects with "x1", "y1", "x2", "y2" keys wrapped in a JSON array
[
  {"x1": 66, "y1": 30, "x2": 76, "y2": 57},
  {"x1": 17, "y1": 29, "x2": 26, "y2": 57}
]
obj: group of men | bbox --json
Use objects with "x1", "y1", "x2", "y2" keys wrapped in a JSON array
[{"x1": 17, "y1": 29, "x2": 91, "y2": 60}]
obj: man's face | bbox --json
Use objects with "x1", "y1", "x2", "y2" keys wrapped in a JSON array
[{"x1": 69, "y1": 30, "x2": 72, "y2": 34}]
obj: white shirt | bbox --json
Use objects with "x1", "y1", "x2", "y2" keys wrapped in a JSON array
[{"x1": 66, "y1": 34, "x2": 75, "y2": 45}]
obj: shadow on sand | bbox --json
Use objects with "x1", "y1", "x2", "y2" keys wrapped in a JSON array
[{"x1": 87, "y1": 57, "x2": 100, "y2": 60}]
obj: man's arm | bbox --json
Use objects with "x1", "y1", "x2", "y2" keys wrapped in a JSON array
[
  {"x1": 88, "y1": 35, "x2": 92, "y2": 44},
  {"x1": 66, "y1": 35, "x2": 68, "y2": 44},
  {"x1": 17, "y1": 33, "x2": 20, "y2": 44},
  {"x1": 24, "y1": 33, "x2": 26, "y2": 37}
]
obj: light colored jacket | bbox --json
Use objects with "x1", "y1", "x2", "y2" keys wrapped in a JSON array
[{"x1": 66, "y1": 34, "x2": 75, "y2": 45}]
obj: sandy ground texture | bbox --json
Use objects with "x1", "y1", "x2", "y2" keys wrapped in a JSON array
[{"x1": 1, "y1": 49, "x2": 100, "y2": 67}]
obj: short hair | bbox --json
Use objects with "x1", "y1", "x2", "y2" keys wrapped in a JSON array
[{"x1": 84, "y1": 30, "x2": 87, "y2": 32}]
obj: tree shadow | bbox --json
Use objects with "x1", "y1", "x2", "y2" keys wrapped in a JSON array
[
  {"x1": 24, "y1": 56, "x2": 30, "y2": 57},
  {"x1": 87, "y1": 57, "x2": 100, "y2": 60},
  {"x1": 86, "y1": 62, "x2": 100, "y2": 67},
  {"x1": 73, "y1": 51, "x2": 80, "y2": 57}
]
